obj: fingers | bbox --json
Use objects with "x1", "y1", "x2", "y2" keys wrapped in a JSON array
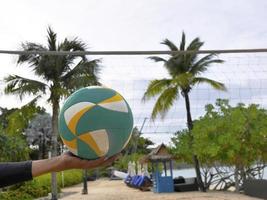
[
  {"x1": 102, "y1": 156, "x2": 117, "y2": 165},
  {"x1": 101, "y1": 153, "x2": 121, "y2": 167},
  {"x1": 82, "y1": 153, "x2": 121, "y2": 169},
  {"x1": 80, "y1": 156, "x2": 105, "y2": 169},
  {"x1": 104, "y1": 153, "x2": 121, "y2": 162},
  {"x1": 63, "y1": 151, "x2": 121, "y2": 169}
]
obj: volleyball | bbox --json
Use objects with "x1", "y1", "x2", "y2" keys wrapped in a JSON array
[{"x1": 58, "y1": 86, "x2": 133, "y2": 160}]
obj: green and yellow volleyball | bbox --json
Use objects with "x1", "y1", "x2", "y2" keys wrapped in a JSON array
[{"x1": 58, "y1": 86, "x2": 133, "y2": 159}]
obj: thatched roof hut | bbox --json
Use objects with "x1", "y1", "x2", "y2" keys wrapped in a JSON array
[
  {"x1": 140, "y1": 143, "x2": 173, "y2": 164},
  {"x1": 140, "y1": 143, "x2": 174, "y2": 193}
]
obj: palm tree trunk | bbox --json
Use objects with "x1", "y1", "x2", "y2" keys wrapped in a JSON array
[
  {"x1": 184, "y1": 92, "x2": 205, "y2": 192},
  {"x1": 51, "y1": 97, "x2": 59, "y2": 200},
  {"x1": 184, "y1": 92, "x2": 193, "y2": 131}
]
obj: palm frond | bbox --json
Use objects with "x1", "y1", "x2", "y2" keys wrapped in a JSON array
[
  {"x1": 193, "y1": 77, "x2": 227, "y2": 91},
  {"x1": 62, "y1": 75, "x2": 100, "y2": 95},
  {"x1": 62, "y1": 59, "x2": 100, "y2": 79},
  {"x1": 37, "y1": 41, "x2": 88, "y2": 80},
  {"x1": 18, "y1": 43, "x2": 47, "y2": 65},
  {"x1": 186, "y1": 37, "x2": 203, "y2": 51},
  {"x1": 190, "y1": 54, "x2": 216, "y2": 70},
  {"x1": 4, "y1": 75, "x2": 47, "y2": 100},
  {"x1": 58, "y1": 38, "x2": 89, "y2": 72},
  {"x1": 61, "y1": 59, "x2": 101, "y2": 89},
  {"x1": 171, "y1": 73, "x2": 193, "y2": 89},
  {"x1": 148, "y1": 56, "x2": 167, "y2": 63},
  {"x1": 183, "y1": 37, "x2": 203, "y2": 68},
  {"x1": 34, "y1": 54, "x2": 64, "y2": 80},
  {"x1": 151, "y1": 86, "x2": 179, "y2": 120},
  {"x1": 142, "y1": 79, "x2": 172, "y2": 101},
  {"x1": 190, "y1": 54, "x2": 224, "y2": 75},
  {"x1": 48, "y1": 86, "x2": 70, "y2": 101},
  {"x1": 161, "y1": 39, "x2": 178, "y2": 52},
  {"x1": 179, "y1": 31, "x2": 186, "y2": 51},
  {"x1": 164, "y1": 53, "x2": 190, "y2": 76},
  {"x1": 47, "y1": 26, "x2": 57, "y2": 51},
  {"x1": 163, "y1": 35, "x2": 203, "y2": 75},
  {"x1": 59, "y1": 38, "x2": 87, "y2": 52}
]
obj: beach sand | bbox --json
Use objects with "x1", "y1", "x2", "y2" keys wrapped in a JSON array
[{"x1": 59, "y1": 179, "x2": 261, "y2": 200}]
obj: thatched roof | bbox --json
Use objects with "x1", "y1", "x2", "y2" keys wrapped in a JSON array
[{"x1": 140, "y1": 143, "x2": 173, "y2": 163}]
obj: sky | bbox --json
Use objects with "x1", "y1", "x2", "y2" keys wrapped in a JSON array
[{"x1": 1, "y1": 0, "x2": 267, "y2": 145}]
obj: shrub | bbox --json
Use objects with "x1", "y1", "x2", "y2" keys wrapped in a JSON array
[
  {"x1": 57, "y1": 169, "x2": 83, "y2": 187},
  {"x1": 1, "y1": 169, "x2": 83, "y2": 200},
  {"x1": 0, "y1": 190, "x2": 32, "y2": 200}
]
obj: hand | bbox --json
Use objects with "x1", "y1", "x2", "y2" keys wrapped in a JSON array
[
  {"x1": 56, "y1": 152, "x2": 121, "y2": 171},
  {"x1": 32, "y1": 152, "x2": 121, "y2": 177}
]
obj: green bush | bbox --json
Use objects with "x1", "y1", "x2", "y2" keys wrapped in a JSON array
[
  {"x1": 16, "y1": 180, "x2": 52, "y2": 198},
  {"x1": 1, "y1": 169, "x2": 83, "y2": 200},
  {"x1": 0, "y1": 191, "x2": 32, "y2": 200},
  {"x1": 57, "y1": 169, "x2": 83, "y2": 187},
  {"x1": 99, "y1": 168, "x2": 109, "y2": 177},
  {"x1": 0, "y1": 132, "x2": 30, "y2": 162}
]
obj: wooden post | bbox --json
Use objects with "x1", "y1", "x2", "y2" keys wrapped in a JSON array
[
  {"x1": 164, "y1": 161, "x2": 167, "y2": 176},
  {"x1": 170, "y1": 160, "x2": 173, "y2": 178},
  {"x1": 82, "y1": 169, "x2": 88, "y2": 194}
]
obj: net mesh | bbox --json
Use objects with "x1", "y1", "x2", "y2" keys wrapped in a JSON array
[{"x1": 96, "y1": 53, "x2": 267, "y2": 144}]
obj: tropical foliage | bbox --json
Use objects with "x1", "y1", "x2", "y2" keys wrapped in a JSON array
[
  {"x1": 143, "y1": 32, "x2": 226, "y2": 191},
  {"x1": 0, "y1": 132, "x2": 30, "y2": 162},
  {"x1": 25, "y1": 113, "x2": 52, "y2": 159},
  {"x1": 171, "y1": 99, "x2": 267, "y2": 191},
  {"x1": 0, "y1": 99, "x2": 44, "y2": 136},
  {"x1": 4, "y1": 26, "x2": 101, "y2": 198},
  {"x1": 0, "y1": 100, "x2": 44, "y2": 161},
  {"x1": 193, "y1": 99, "x2": 267, "y2": 166}
]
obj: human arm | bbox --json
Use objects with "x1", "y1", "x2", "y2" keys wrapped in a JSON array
[
  {"x1": 32, "y1": 152, "x2": 119, "y2": 177},
  {"x1": 0, "y1": 161, "x2": 32, "y2": 188},
  {"x1": 0, "y1": 152, "x2": 119, "y2": 188}
]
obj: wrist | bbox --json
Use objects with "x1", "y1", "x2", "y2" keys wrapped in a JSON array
[
  {"x1": 32, "y1": 156, "x2": 62, "y2": 176},
  {"x1": 52, "y1": 156, "x2": 67, "y2": 172}
]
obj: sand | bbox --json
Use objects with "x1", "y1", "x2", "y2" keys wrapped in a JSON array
[{"x1": 58, "y1": 179, "x2": 261, "y2": 200}]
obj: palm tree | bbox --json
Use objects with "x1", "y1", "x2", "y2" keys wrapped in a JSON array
[
  {"x1": 4, "y1": 26, "x2": 100, "y2": 199},
  {"x1": 143, "y1": 32, "x2": 226, "y2": 191}
]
